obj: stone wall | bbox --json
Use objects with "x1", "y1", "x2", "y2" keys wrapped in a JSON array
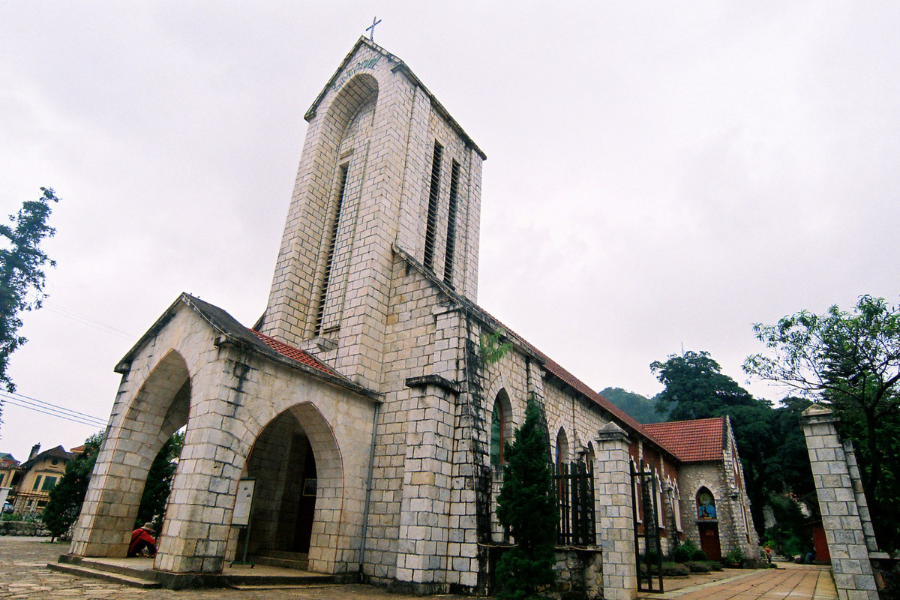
[{"x1": 801, "y1": 405, "x2": 879, "y2": 600}]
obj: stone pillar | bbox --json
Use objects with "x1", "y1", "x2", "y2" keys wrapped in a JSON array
[
  {"x1": 394, "y1": 382, "x2": 457, "y2": 591},
  {"x1": 595, "y1": 422, "x2": 636, "y2": 600},
  {"x1": 801, "y1": 406, "x2": 878, "y2": 600}
]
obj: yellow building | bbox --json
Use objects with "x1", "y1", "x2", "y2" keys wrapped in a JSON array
[{"x1": 9, "y1": 445, "x2": 73, "y2": 514}]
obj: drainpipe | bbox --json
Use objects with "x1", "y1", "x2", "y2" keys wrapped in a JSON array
[{"x1": 357, "y1": 402, "x2": 381, "y2": 581}]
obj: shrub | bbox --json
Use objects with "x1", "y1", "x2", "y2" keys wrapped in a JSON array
[
  {"x1": 724, "y1": 548, "x2": 744, "y2": 566},
  {"x1": 672, "y1": 539, "x2": 699, "y2": 563},
  {"x1": 691, "y1": 549, "x2": 707, "y2": 562},
  {"x1": 708, "y1": 561, "x2": 723, "y2": 571},
  {"x1": 688, "y1": 561, "x2": 712, "y2": 573},
  {"x1": 662, "y1": 562, "x2": 690, "y2": 577}
]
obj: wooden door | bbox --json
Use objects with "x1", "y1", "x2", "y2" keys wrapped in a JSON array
[{"x1": 698, "y1": 522, "x2": 722, "y2": 561}]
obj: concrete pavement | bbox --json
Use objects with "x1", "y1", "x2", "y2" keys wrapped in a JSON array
[
  {"x1": 638, "y1": 563, "x2": 837, "y2": 600},
  {"x1": 1, "y1": 536, "x2": 836, "y2": 600}
]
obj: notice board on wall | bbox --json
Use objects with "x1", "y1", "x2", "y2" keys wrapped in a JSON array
[{"x1": 232, "y1": 479, "x2": 255, "y2": 527}]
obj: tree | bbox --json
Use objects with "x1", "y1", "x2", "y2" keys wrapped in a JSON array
[
  {"x1": 495, "y1": 396, "x2": 558, "y2": 599},
  {"x1": 744, "y1": 295, "x2": 900, "y2": 550},
  {"x1": 600, "y1": 387, "x2": 669, "y2": 424},
  {"x1": 0, "y1": 187, "x2": 59, "y2": 397},
  {"x1": 651, "y1": 351, "x2": 757, "y2": 421},
  {"x1": 135, "y1": 431, "x2": 183, "y2": 530},
  {"x1": 42, "y1": 432, "x2": 103, "y2": 541},
  {"x1": 650, "y1": 350, "x2": 813, "y2": 537}
]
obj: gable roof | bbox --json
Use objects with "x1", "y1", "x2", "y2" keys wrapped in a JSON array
[
  {"x1": 642, "y1": 417, "x2": 726, "y2": 463},
  {"x1": 116, "y1": 293, "x2": 379, "y2": 402},
  {"x1": 305, "y1": 37, "x2": 486, "y2": 160},
  {"x1": 20, "y1": 445, "x2": 74, "y2": 470}
]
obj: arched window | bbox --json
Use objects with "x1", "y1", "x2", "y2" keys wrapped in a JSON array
[
  {"x1": 491, "y1": 401, "x2": 505, "y2": 466},
  {"x1": 491, "y1": 390, "x2": 512, "y2": 466},
  {"x1": 697, "y1": 487, "x2": 717, "y2": 520},
  {"x1": 556, "y1": 427, "x2": 569, "y2": 467},
  {"x1": 584, "y1": 441, "x2": 595, "y2": 465}
]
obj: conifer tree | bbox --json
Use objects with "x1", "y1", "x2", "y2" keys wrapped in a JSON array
[
  {"x1": 496, "y1": 395, "x2": 558, "y2": 599},
  {"x1": 0, "y1": 187, "x2": 59, "y2": 419}
]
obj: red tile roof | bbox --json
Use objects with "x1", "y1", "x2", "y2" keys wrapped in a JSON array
[
  {"x1": 251, "y1": 330, "x2": 337, "y2": 376},
  {"x1": 642, "y1": 418, "x2": 725, "y2": 463},
  {"x1": 479, "y1": 311, "x2": 670, "y2": 453}
]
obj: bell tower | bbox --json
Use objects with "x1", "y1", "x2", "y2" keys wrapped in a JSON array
[{"x1": 261, "y1": 38, "x2": 486, "y2": 388}]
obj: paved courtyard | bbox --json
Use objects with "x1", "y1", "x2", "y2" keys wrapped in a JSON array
[
  {"x1": 1, "y1": 536, "x2": 836, "y2": 600},
  {"x1": 0, "y1": 537, "x2": 467, "y2": 600}
]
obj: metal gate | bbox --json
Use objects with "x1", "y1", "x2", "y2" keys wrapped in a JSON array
[
  {"x1": 631, "y1": 459, "x2": 663, "y2": 593},
  {"x1": 552, "y1": 460, "x2": 596, "y2": 546}
]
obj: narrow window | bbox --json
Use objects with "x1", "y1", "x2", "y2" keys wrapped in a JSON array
[
  {"x1": 674, "y1": 483, "x2": 683, "y2": 531},
  {"x1": 315, "y1": 165, "x2": 349, "y2": 334},
  {"x1": 491, "y1": 400, "x2": 505, "y2": 466},
  {"x1": 423, "y1": 142, "x2": 443, "y2": 270},
  {"x1": 32, "y1": 475, "x2": 42, "y2": 491},
  {"x1": 443, "y1": 160, "x2": 461, "y2": 285}
]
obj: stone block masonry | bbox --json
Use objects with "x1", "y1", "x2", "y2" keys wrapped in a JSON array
[
  {"x1": 595, "y1": 422, "x2": 636, "y2": 600},
  {"x1": 801, "y1": 406, "x2": 878, "y2": 600}
]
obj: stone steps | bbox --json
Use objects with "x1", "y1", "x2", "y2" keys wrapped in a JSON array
[
  {"x1": 51, "y1": 552, "x2": 344, "y2": 590},
  {"x1": 253, "y1": 551, "x2": 309, "y2": 570},
  {"x1": 47, "y1": 562, "x2": 162, "y2": 589}
]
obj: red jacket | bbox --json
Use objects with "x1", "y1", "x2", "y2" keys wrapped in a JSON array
[{"x1": 128, "y1": 527, "x2": 156, "y2": 556}]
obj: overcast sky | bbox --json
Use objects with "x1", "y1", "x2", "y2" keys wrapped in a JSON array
[{"x1": 2, "y1": 2, "x2": 899, "y2": 462}]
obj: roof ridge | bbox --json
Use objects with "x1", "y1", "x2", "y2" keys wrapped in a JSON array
[{"x1": 474, "y1": 305, "x2": 677, "y2": 458}]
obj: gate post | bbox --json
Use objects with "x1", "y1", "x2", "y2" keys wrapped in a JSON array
[
  {"x1": 800, "y1": 406, "x2": 878, "y2": 600},
  {"x1": 595, "y1": 422, "x2": 636, "y2": 600}
]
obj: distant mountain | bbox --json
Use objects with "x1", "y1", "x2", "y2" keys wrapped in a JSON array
[{"x1": 599, "y1": 387, "x2": 669, "y2": 424}]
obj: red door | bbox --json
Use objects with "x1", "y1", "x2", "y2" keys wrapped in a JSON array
[{"x1": 698, "y1": 522, "x2": 722, "y2": 561}]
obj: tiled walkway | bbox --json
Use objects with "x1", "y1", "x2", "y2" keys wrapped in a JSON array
[{"x1": 639, "y1": 564, "x2": 837, "y2": 600}]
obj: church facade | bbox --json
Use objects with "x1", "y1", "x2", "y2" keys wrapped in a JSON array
[{"x1": 67, "y1": 38, "x2": 757, "y2": 597}]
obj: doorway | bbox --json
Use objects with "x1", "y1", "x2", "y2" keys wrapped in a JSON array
[
  {"x1": 292, "y1": 438, "x2": 317, "y2": 553},
  {"x1": 698, "y1": 522, "x2": 722, "y2": 561}
]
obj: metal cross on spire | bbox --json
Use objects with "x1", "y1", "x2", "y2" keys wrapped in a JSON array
[{"x1": 366, "y1": 16, "x2": 382, "y2": 41}]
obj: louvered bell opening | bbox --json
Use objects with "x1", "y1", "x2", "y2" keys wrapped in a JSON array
[
  {"x1": 443, "y1": 160, "x2": 461, "y2": 286},
  {"x1": 315, "y1": 165, "x2": 349, "y2": 334},
  {"x1": 423, "y1": 142, "x2": 443, "y2": 271}
]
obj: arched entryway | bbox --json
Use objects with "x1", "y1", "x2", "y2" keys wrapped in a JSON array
[
  {"x1": 71, "y1": 350, "x2": 191, "y2": 558},
  {"x1": 696, "y1": 487, "x2": 721, "y2": 561},
  {"x1": 231, "y1": 403, "x2": 343, "y2": 570}
]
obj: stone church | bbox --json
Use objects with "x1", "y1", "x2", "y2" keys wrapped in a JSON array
[{"x1": 66, "y1": 37, "x2": 758, "y2": 597}]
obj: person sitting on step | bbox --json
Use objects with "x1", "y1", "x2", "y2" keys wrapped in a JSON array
[{"x1": 127, "y1": 522, "x2": 157, "y2": 557}]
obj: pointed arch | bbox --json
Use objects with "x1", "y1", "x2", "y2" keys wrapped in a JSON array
[
  {"x1": 491, "y1": 389, "x2": 513, "y2": 466},
  {"x1": 556, "y1": 427, "x2": 570, "y2": 467},
  {"x1": 72, "y1": 349, "x2": 192, "y2": 558}
]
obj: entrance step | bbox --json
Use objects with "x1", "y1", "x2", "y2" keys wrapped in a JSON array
[
  {"x1": 254, "y1": 551, "x2": 309, "y2": 570},
  {"x1": 48, "y1": 562, "x2": 162, "y2": 589}
]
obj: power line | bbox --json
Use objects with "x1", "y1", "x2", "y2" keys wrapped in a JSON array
[
  {"x1": 25, "y1": 295, "x2": 136, "y2": 341},
  {"x1": 0, "y1": 393, "x2": 108, "y2": 428},
  {"x1": 42, "y1": 301, "x2": 135, "y2": 340},
  {"x1": 2, "y1": 397, "x2": 107, "y2": 428},
  {"x1": 1, "y1": 390, "x2": 108, "y2": 425}
]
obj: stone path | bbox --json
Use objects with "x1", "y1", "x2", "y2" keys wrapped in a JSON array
[
  {"x1": 2, "y1": 536, "x2": 836, "y2": 600},
  {"x1": 639, "y1": 563, "x2": 837, "y2": 600},
  {"x1": 0, "y1": 537, "x2": 467, "y2": 600}
]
